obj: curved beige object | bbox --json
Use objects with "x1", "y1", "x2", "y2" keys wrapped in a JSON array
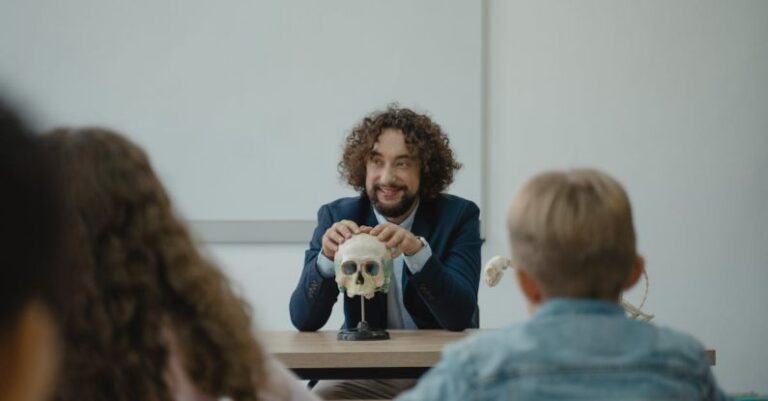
[
  {"x1": 483, "y1": 255, "x2": 512, "y2": 287},
  {"x1": 482, "y1": 255, "x2": 654, "y2": 321}
]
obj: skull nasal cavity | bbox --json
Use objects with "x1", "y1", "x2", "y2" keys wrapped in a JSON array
[{"x1": 356, "y1": 272, "x2": 365, "y2": 285}]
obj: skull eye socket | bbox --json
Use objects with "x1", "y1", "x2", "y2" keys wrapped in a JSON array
[
  {"x1": 364, "y1": 261, "x2": 380, "y2": 276},
  {"x1": 341, "y1": 261, "x2": 357, "y2": 275}
]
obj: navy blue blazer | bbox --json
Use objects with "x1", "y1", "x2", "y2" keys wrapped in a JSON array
[{"x1": 289, "y1": 194, "x2": 482, "y2": 332}]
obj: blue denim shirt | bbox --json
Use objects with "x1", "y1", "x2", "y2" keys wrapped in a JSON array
[{"x1": 397, "y1": 299, "x2": 727, "y2": 401}]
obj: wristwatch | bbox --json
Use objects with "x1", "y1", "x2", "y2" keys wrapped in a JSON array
[
  {"x1": 409, "y1": 236, "x2": 428, "y2": 255},
  {"x1": 417, "y1": 236, "x2": 429, "y2": 248}
]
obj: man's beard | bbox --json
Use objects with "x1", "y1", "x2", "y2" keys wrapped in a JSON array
[{"x1": 367, "y1": 185, "x2": 418, "y2": 219}]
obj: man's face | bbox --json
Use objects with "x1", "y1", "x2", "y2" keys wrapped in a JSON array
[{"x1": 365, "y1": 129, "x2": 420, "y2": 220}]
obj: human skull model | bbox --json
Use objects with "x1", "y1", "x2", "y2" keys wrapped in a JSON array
[{"x1": 334, "y1": 233, "x2": 393, "y2": 299}]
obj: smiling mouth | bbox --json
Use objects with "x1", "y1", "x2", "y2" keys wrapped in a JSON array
[{"x1": 377, "y1": 186, "x2": 404, "y2": 200}]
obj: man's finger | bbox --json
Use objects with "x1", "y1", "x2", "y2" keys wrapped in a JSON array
[
  {"x1": 335, "y1": 223, "x2": 354, "y2": 239},
  {"x1": 325, "y1": 228, "x2": 344, "y2": 245},
  {"x1": 321, "y1": 238, "x2": 338, "y2": 258},
  {"x1": 369, "y1": 223, "x2": 393, "y2": 236},
  {"x1": 375, "y1": 225, "x2": 396, "y2": 241},
  {"x1": 322, "y1": 238, "x2": 337, "y2": 252},
  {"x1": 339, "y1": 220, "x2": 361, "y2": 234},
  {"x1": 369, "y1": 225, "x2": 382, "y2": 235},
  {"x1": 387, "y1": 231, "x2": 406, "y2": 249},
  {"x1": 332, "y1": 231, "x2": 346, "y2": 244}
]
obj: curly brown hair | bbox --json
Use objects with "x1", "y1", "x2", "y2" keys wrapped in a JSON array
[
  {"x1": 339, "y1": 105, "x2": 462, "y2": 199},
  {"x1": 43, "y1": 128, "x2": 266, "y2": 401}
]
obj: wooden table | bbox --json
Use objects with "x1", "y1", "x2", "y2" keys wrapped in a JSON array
[
  {"x1": 260, "y1": 329, "x2": 716, "y2": 380},
  {"x1": 260, "y1": 329, "x2": 478, "y2": 380}
]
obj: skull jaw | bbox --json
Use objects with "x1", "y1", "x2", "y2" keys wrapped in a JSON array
[
  {"x1": 335, "y1": 268, "x2": 383, "y2": 300},
  {"x1": 335, "y1": 276, "x2": 374, "y2": 299},
  {"x1": 342, "y1": 284, "x2": 378, "y2": 299},
  {"x1": 335, "y1": 268, "x2": 390, "y2": 299}
]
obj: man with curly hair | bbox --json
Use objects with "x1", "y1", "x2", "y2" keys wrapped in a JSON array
[{"x1": 289, "y1": 105, "x2": 482, "y2": 399}]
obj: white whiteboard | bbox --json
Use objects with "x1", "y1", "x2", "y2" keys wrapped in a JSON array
[{"x1": 0, "y1": 1, "x2": 482, "y2": 225}]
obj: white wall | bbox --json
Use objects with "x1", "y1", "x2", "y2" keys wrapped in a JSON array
[
  {"x1": 209, "y1": 0, "x2": 768, "y2": 395},
  {"x1": 484, "y1": 0, "x2": 768, "y2": 394}
]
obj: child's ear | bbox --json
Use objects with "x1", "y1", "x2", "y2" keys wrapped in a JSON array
[
  {"x1": 515, "y1": 266, "x2": 542, "y2": 305},
  {"x1": 623, "y1": 255, "x2": 645, "y2": 291}
]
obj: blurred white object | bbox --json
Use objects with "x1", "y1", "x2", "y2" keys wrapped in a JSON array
[
  {"x1": 482, "y1": 255, "x2": 654, "y2": 321},
  {"x1": 483, "y1": 255, "x2": 512, "y2": 287}
]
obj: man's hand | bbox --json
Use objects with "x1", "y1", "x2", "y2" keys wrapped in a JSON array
[
  {"x1": 321, "y1": 220, "x2": 372, "y2": 259},
  {"x1": 370, "y1": 223, "x2": 424, "y2": 257}
]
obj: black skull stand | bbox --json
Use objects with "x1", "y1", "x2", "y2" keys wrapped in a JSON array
[{"x1": 337, "y1": 294, "x2": 390, "y2": 341}]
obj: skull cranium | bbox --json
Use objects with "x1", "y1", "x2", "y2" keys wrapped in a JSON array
[{"x1": 334, "y1": 233, "x2": 393, "y2": 299}]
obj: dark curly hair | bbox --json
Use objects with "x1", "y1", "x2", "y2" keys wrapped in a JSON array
[
  {"x1": 339, "y1": 105, "x2": 462, "y2": 199},
  {"x1": 44, "y1": 128, "x2": 267, "y2": 401}
]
